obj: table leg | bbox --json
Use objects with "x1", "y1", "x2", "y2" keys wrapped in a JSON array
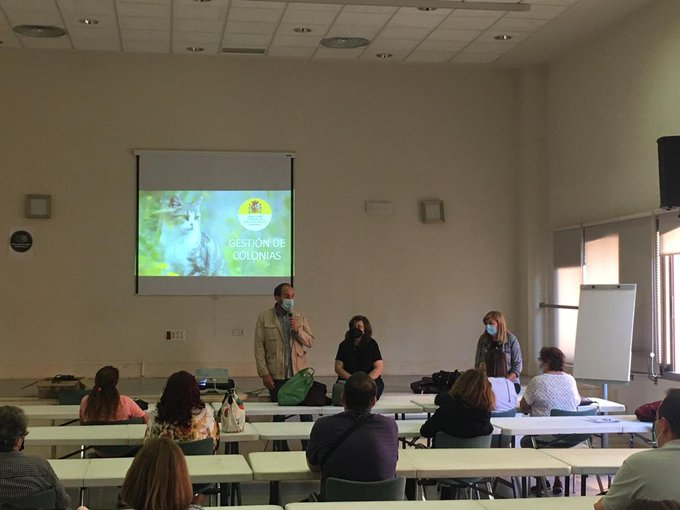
[
  {"x1": 269, "y1": 481, "x2": 280, "y2": 505},
  {"x1": 565, "y1": 476, "x2": 570, "y2": 497},
  {"x1": 581, "y1": 474, "x2": 587, "y2": 496}
]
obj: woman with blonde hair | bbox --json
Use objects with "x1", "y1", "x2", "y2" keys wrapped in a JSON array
[
  {"x1": 474, "y1": 311, "x2": 523, "y2": 391},
  {"x1": 121, "y1": 437, "x2": 201, "y2": 510},
  {"x1": 419, "y1": 369, "x2": 494, "y2": 443}
]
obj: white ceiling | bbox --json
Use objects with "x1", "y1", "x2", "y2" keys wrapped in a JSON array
[{"x1": 0, "y1": 0, "x2": 655, "y2": 65}]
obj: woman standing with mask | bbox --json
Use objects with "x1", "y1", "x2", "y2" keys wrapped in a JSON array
[
  {"x1": 474, "y1": 311, "x2": 523, "y2": 392},
  {"x1": 334, "y1": 315, "x2": 385, "y2": 399}
]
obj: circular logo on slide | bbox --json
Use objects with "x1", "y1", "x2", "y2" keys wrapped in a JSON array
[{"x1": 238, "y1": 198, "x2": 272, "y2": 231}]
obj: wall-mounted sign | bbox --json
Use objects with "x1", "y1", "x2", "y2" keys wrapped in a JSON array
[{"x1": 8, "y1": 227, "x2": 34, "y2": 259}]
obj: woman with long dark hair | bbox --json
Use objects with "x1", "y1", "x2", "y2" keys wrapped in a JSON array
[
  {"x1": 334, "y1": 315, "x2": 385, "y2": 399},
  {"x1": 144, "y1": 371, "x2": 218, "y2": 447},
  {"x1": 80, "y1": 365, "x2": 146, "y2": 423}
]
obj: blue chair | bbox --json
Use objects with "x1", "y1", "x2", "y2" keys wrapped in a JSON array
[
  {"x1": 325, "y1": 476, "x2": 406, "y2": 502},
  {"x1": 433, "y1": 432, "x2": 493, "y2": 500}
]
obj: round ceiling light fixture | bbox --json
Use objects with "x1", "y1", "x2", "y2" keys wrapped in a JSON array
[
  {"x1": 13, "y1": 24, "x2": 67, "y2": 37},
  {"x1": 494, "y1": 34, "x2": 513, "y2": 41},
  {"x1": 320, "y1": 36, "x2": 369, "y2": 49}
]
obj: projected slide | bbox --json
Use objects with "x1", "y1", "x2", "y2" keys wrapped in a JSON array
[
  {"x1": 138, "y1": 190, "x2": 291, "y2": 277},
  {"x1": 135, "y1": 150, "x2": 294, "y2": 295}
]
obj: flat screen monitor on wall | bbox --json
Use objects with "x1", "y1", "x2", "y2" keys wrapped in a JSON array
[{"x1": 135, "y1": 150, "x2": 294, "y2": 296}]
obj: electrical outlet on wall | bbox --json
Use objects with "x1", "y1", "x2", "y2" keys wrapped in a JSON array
[{"x1": 166, "y1": 329, "x2": 186, "y2": 341}]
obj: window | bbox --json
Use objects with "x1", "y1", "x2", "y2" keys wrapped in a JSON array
[{"x1": 658, "y1": 213, "x2": 680, "y2": 373}]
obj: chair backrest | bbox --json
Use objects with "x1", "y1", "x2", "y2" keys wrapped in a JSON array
[
  {"x1": 178, "y1": 437, "x2": 215, "y2": 456},
  {"x1": 434, "y1": 432, "x2": 492, "y2": 449},
  {"x1": 491, "y1": 409, "x2": 517, "y2": 418},
  {"x1": 57, "y1": 389, "x2": 90, "y2": 405},
  {"x1": 82, "y1": 417, "x2": 145, "y2": 426},
  {"x1": 324, "y1": 476, "x2": 406, "y2": 502},
  {"x1": 550, "y1": 407, "x2": 598, "y2": 417},
  {"x1": 0, "y1": 488, "x2": 56, "y2": 509}
]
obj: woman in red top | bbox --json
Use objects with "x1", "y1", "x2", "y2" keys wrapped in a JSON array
[{"x1": 80, "y1": 365, "x2": 147, "y2": 423}]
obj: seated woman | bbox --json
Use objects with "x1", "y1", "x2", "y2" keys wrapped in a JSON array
[
  {"x1": 519, "y1": 346, "x2": 581, "y2": 494},
  {"x1": 420, "y1": 369, "x2": 494, "y2": 444},
  {"x1": 483, "y1": 349, "x2": 517, "y2": 413},
  {"x1": 334, "y1": 315, "x2": 385, "y2": 399},
  {"x1": 80, "y1": 365, "x2": 147, "y2": 423},
  {"x1": 145, "y1": 371, "x2": 218, "y2": 448},
  {"x1": 121, "y1": 436, "x2": 202, "y2": 510}
]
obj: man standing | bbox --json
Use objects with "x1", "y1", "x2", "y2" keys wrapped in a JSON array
[
  {"x1": 0, "y1": 406, "x2": 71, "y2": 509},
  {"x1": 254, "y1": 282, "x2": 314, "y2": 398},
  {"x1": 254, "y1": 282, "x2": 314, "y2": 450},
  {"x1": 306, "y1": 372, "x2": 399, "y2": 500},
  {"x1": 594, "y1": 388, "x2": 680, "y2": 510}
]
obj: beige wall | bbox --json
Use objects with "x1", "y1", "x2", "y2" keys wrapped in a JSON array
[
  {"x1": 528, "y1": 0, "x2": 680, "y2": 408},
  {"x1": 0, "y1": 51, "x2": 520, "y2": 379}
]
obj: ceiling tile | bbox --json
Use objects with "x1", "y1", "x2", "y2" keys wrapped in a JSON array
[
  {"x1": 1, "y1": 0, "x2": 59, "y2": 12},
  {"x1": 427, "y1": 27, "x2": 479, "y2": 42},
  {"x1": 4, "y1": 10, "x2": 63, "y2": 26},
  {"x1": 228, "y1": 7, "x2": 283, "y2": 23},
  {"x1": 173, "y1": 5, "x2": 228, "y2": 20},
  {"x1": 122, "y1": 39, "x2": 168, "y2": 52},
  {"x1": 341, "y1": 5, "x2": 396, "y2": 14},
  {"x1": 407, "y1": 50, "x2": 454, "y2": 62},
  {"x1": 225, "y1": 20, "x2": 277, "y2": 34},
  {"x1": 270, "y1": 33, "x2": 318, "y2": 47},
  {"x1": 173, "y1": 31, "x2": 221, "y2": 43},
  {"x1": 506, "y1": 4, "x2": 566, "y2": 19},
  {"x1": 388, "y1": 8, "x2": 448, "y2": 29},
  {"x1": 116, "y1": 2, "x2": 170, "y2": 17},
  {"x1": 491, "y1": 16, "x2": 548, "y2": 32},
  {"x1": 313, "y1": 46, "x2": 363, "y2": 59},
  {"x1": 121, "y1": 27, "x2": 169, "y2": 40},
  {"x1": 369, "y1": 37, "x2": 419, "y2": 51},
  {"x1": 333, "y1": 11, "x2": 391, "y2": 26},
  {"x1": 223, "y1": 32, "x2": 271, "y2": 46},
  {"x1": 287, "y1": 3, "x2": 342, "y2": 12},
  {"x1": 119, "y1": 16, "x2": 169, "y2": 29},
  {"x1": 523, "y1": 0, "x2": 577, "y2": 5},
  {"x1": 72, "y1": 37, "x2": 120, "y2": 50},
  {"x1": 416, "y1": 38, "x2": 466, "y2": 51},
  {"x1": 67, "y1": 26, "x2": 119, "y2": 39},
  {"x1": 451, "y1": 51, "x2": 499, "y2": 63},
  {"x1": 379, "y1": 26, "x2": 430, "y2": 40},
  {"x1": 230, "y1": 0, "x2": 284, "y2": 9},
  {"x1": 439, "y1": 15, "x2": 496, "y2": 30},
  {"x1": 174, "y1": 0, "x2": 229, "y2": 6},
  {"x1": 0, "y1": 25, "x2": 20, "y2": 46},
  {"x1": 464, "y1": 40, "x2": 514, "y2": 54},
  {"x1": 173, "y1": 18, "x2": 224, "y2": 32},
  {"x1": 58, "y1": 0, "x2": 116, "y2": 16},
  {"x1": 266, "y1": 45, "x2": 314, "y2": 57},
  {"x1": 280, "y1": 9, "x2": 338, "y2": 24},
  {"x1": 445, "y1": 8, "x2": 503, "y2": 19},
  {"x1": 325, "y1": 24, "x2": 379, "y2": 39}
]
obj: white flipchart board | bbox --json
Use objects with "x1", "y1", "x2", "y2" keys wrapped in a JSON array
[{"x1": 573, "y1": 284, "x2": 637, "y2": 383}]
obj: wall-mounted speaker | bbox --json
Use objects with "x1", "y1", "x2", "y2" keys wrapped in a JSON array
[{"x1": 658, "y1": 136, "x2": 680, "y2": 209}]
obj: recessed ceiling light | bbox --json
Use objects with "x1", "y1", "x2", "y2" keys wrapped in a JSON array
[
  {"x1": 320, "y1": 37, "x2": 369, "y2": 49},
  {"x1": 376, "y1": 52, "x2": 393, "y2": 59},
  {"x1": 417, "y1": 7, "x2": 436, "y2": 11},
  {"x1": 494, "y1": 34, "x2": 513, "y2": 41},
  {"x1": 13, "y1": 24, "x2": 67, "y2": 38},
  {"x1": 187, "y1": 46, "x2": 204, "y2": 52},
  {"x1": 193, "y1": 0, "x2": 212, "y2": 2},
  {"x1": 79, "y1": 18, "x2": 99, "y2": 25},
  {"x1": 293, "y1": 27, "x2": 312, "y2": 33}
]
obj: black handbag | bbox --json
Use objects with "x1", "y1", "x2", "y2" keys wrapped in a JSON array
[{"x1": 300, "y1": 381, "x2": 330, "y2": 406}]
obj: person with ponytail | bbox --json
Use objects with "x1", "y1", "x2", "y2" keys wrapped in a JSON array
[{"x1": 80, "y1": 366, "x2": 147, "y2": 423}]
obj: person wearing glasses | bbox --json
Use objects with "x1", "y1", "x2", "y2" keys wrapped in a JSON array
[
  {"x1": 0, "y1": 406, "x2": 71, "y2": 509},
  {"x1": 474, "y1": 311, "x2": 523, "y2": 392},
  {"x1": 595, "y1": 389, "x2": 680, "y2": 510}
]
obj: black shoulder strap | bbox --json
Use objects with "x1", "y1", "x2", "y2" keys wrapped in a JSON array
[{"x1": 319, "y1": 413, "x2": 373, "y2": 466}]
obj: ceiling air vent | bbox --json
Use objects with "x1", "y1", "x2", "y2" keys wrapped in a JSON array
[{"x1": 221, "y1": 47, "x2": 266, "y2": 54}]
